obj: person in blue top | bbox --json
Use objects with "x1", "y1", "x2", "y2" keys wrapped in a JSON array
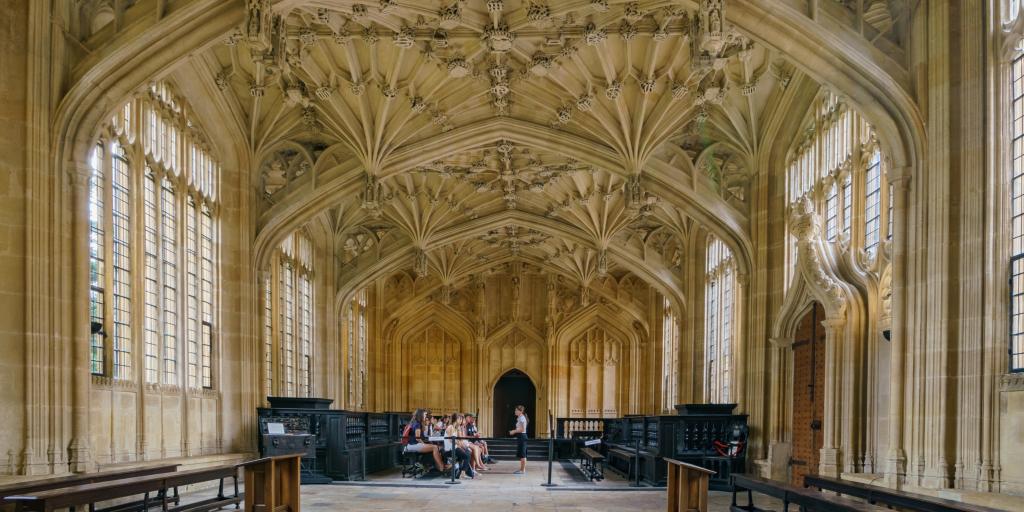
[
  {"x1": 402, "y1": 408, "x2": 445, "y2": 473},
  {"x1": 508, "y1": 405, "x2": 529, "y2": 474}
]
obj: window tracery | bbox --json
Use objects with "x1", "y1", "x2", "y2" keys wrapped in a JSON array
[
  {"x1": 1010, "y1": 52, "x2": 1024, "y2": 371},
  {"x1": 784, "y1": 92, "x2": 892, "y2": 288},
  {"x1": 263, "y1": 232, "x2": 316, "y2": 397},
  {"x1": 87, "y1": 82, "x2": 219, "y2": 388},
  {"x1": 705, "y1": 237, "x2": 734, "y2": 403}
]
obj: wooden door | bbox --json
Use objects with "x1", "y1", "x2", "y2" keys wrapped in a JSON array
[{"x1": 790, "y1": 302, "x2": 826, "y2": 486}]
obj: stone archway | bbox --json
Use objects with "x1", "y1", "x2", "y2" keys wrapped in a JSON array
[{"x1": 492, "y1": 369, "x2": 537, "y2": 439}]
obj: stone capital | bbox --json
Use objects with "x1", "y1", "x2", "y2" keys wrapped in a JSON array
[
  {"x1": 67, "y1": 161, "x2": 91, "y2": 188},
  {"x1": 887, "y1": 167, "x2": 912, "y2": 190}
]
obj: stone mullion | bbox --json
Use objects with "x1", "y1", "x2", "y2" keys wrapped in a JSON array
[
  {"x1": 734, "y1": 269, "x2": 748, "y2": 417},
  {"x1": 955, "y1": 0, "x2": 985, "y2": 490},
  {"x1": 177, "y1": 171, "x2": 192, "y2": 457},
  {"x1": 134, "y1": 149, "x2": 151, "y2": 461}
]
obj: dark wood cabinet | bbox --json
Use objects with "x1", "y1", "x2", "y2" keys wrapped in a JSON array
[
  {"x1": 257, "y1": 397, "x2": 402, "y2": 482},
  {"x1": 596, "y1": 404, "x2": 747, "y2": 489}
]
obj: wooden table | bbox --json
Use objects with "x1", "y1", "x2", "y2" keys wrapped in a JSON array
[
  {"x1": 664, "y1": 458, "x2": 715, "y2": 512},
  {"x1": 238, "y1": 453, "x2": 302, "y2": 512}
]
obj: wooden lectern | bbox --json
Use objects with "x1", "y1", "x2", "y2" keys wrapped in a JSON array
[
  {"x1": 238, "y1": 453, "x2": 303, "y2": 512},
  {"x1": 664, "y1": 458, "x2": 716, "y2": 512}
]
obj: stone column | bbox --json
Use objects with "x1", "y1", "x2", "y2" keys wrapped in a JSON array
[
  {"x1": 734, "y1": 270, "x2": 749, "y2": 412},
  {"x1": 765, "y1": 337, "x2": 791, "y2": 480},
  {"x1": 885, "y1": 173, "x2": 911, "y2": 487},
  {"x1": 68, "y1": 163, "x2": 93, "y2": 473},
  {"x1": 819, "y1": 317, "x2": 846, "y2": 478}
]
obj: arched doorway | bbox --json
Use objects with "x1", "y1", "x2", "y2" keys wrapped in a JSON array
[
  {"x1": 790, "y1": 302, "x2": 826, "y2": 485},
  {"x1": 492, "y1": 369, "x2": 537, "y2": 439}
]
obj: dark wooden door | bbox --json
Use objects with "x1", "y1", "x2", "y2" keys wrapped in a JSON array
[
  {"x1": 492, "y1": 369, "x2": 536, "y2": 438},
  {"x1": 790, "y1": 302, "x2": 826, "y2": 486}
]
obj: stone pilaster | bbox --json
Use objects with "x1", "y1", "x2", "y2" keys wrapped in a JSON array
[
  {"x1": 885, "y1": 173, "x2": 911, "y2": 487},
  {"x1": 819, "y1": 317, "x2": 845, "y2": 478},
  {"x1": 68, "y1": 163, "x2": 93, "y2": 473}
]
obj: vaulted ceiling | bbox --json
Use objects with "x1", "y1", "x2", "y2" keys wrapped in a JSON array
[{"x1": 180, "y1": 0, "x2": 806, "y2": 306}]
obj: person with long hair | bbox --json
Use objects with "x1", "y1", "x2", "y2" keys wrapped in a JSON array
[
  {"x1": 508, "y1": 405, "x2": 529, "y2": 474},
  {"x1": 403, "y1": 408, "x2": 445, "y2": 473},
  {"x1": 445, "y1": 412, "x2": 476, "y2": 479}
]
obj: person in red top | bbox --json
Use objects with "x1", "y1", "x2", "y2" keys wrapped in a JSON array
[{"x1": 402, "y1": 408, "x2": 445, "y2": 473}]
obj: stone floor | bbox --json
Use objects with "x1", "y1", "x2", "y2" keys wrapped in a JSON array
[{"x1": 296, "y1": 461, "x2": 784, "y2": 511}]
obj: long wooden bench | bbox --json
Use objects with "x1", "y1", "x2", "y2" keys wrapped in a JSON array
[
  {"x1": 4, "y1": 465, "x2": 241, "y2": 512},
  {"x1": 731, "y1": 474, "x2": 888, "y2": 512},
  {"x1": 579, "y1": 447, "x2": 605, "y2": 481},
  {"x1": 606, "y1": 444, "x2": 639, "y2": 480},
  {"x1": 0, "y1": 464, "x2": 180, "y2": 500},
  {"x1": 804, "y1": 475, "x2": 1007, "y2": 512}
]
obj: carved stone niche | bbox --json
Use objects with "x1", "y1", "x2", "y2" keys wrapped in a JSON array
[
  {"x1": 259, "y1": 146, "x2": 316, "y2": 196},
  {"x1": 700, "y1": 147, "x2": 751, "y2": 212}
]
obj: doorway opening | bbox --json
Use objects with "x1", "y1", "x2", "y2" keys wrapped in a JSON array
[
  {"x1": 789, "y1": 302, "x2": 826, "y2": 486},
  {"x1": 492, "y1": 369, "x2": 536, "y2": 439}
]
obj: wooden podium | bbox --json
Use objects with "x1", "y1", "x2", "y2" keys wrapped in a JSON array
[
  {"x1": 238, "y1": 453, "x2": 302, "y2": 512},
  {"x1": 664, "y1": 458, "x2": 716, "y2": 512}
]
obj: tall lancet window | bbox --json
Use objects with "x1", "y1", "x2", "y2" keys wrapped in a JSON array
[
  {"x1": 87, "y1": 82, "x2": 220, "y2": 386},
  {"x1": 346, "y1": 289, "x2": 368, "y2": 409},
  {"x1": 704, "y1": 237, "x2": 735, "y2": 403},
  {"x1": 263, "y1": 231, "x2": 316, "y2": 397},
  {"x1": 662, "y1": 297, "x2": 679, "y2": 411},
  {"x1": 784, "y1": 93, "x2": 891, "y2": 290},
  {"x1": 1010, "y1": 53, "x2": 1024, "y2": 371}
]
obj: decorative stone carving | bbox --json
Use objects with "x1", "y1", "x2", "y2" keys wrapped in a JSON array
[
  {"x1": 484, "y1": 23, "x2": 515, "y2": 53},
  {"x1": 439, "y1": 3, "x2": 462, "y2": 29},
  {"x1": 479, "y1": 225, "x2": 550, "y2": 255},
  {"x1": 584, "y1": 23, "x2": 607, "y2": 46},
  {"x1": 393, "y1": 25, "x2": 416, "y2": 48}
]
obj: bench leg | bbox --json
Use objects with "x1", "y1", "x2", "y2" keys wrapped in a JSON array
[
  {"x1": 235, "y1": 474, "x2": 241, "y2": 509},
  {"x1": 218, "y1": 477, "x2": 225, "y2": 499}
]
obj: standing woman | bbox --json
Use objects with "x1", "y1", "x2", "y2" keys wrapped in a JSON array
[{"x1": 508, "y1": 405, "x2": 528, "y2": 475}]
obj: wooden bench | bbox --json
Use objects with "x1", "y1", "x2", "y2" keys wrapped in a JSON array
[
  {"x1": 665, "y1": 458, "x2": 715, "y2": 512},
  {"x1": 579, "y1": 447, "x2": 605, "y2": 481},
  {"x1": 731, "y1": 474, "x2": 888, "y2": 512},
  {"x1": 606, "y1": 445, "x2": 639, "y2": 480},
  {"x1": 4, "y1": 465, "x2": 241, "y2": 512},
  {"x1": 0, "y1": 464, "x2": 180, "y2": 501},
  {"x1": 804, "y1": 475, "x2": 1007, "y2": 512}
]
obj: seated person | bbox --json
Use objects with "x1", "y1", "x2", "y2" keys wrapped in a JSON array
[
  {"x1": 464, "y1": 414, "x2": 494, "y2": 464},
  {"x1": 445, "y1": 413, "x2": 476, "y2": 479},
  {"x1": 402, "y1": 408, "x2": 445, "y2": 473}
]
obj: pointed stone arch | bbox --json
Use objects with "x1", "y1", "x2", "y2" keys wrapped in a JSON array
[{"x1": 551, "y1": 304, "x2": 645, "y2": 420}]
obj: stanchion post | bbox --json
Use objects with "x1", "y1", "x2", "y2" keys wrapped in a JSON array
[
  {"x1": 633, "y1": 438, "x2": 641, "y2": 487},
  {"x1": 540, "y1": 410, "x2": 557, "y2": 487},
  {"x1": 360, "y1": 432, "x2": 367, "y2": 481},
  {"x1": 445, "y1": 410, "x2": 461, "y2": 485}
]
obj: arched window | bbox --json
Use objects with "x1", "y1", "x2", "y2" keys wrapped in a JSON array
[
  {"x1": 705, "y1": 237, "x2": 734, "y2": 403},
  {"x1": 346, "y1": 288, "x2": 368, "y2": 409},
  {"x1": 662, "y1": 297, "x2": 679, "y2": 411},
  {"x1": 263, "y1": 232, "x2": 316, "y2": 397},
  {"x1": 783, "y1": 92, "x2": 892, "y2": 288},
  {"x1": 87, "y1": 82, "x2": 220, "y2": 388},
  {"x1": 1009, "y1": 51, "x2": 1024, "y2": 371}
]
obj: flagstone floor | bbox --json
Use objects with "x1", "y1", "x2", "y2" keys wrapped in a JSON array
[{"x1": 295, "y1": 461, "x2": 783, "y2": 511}]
